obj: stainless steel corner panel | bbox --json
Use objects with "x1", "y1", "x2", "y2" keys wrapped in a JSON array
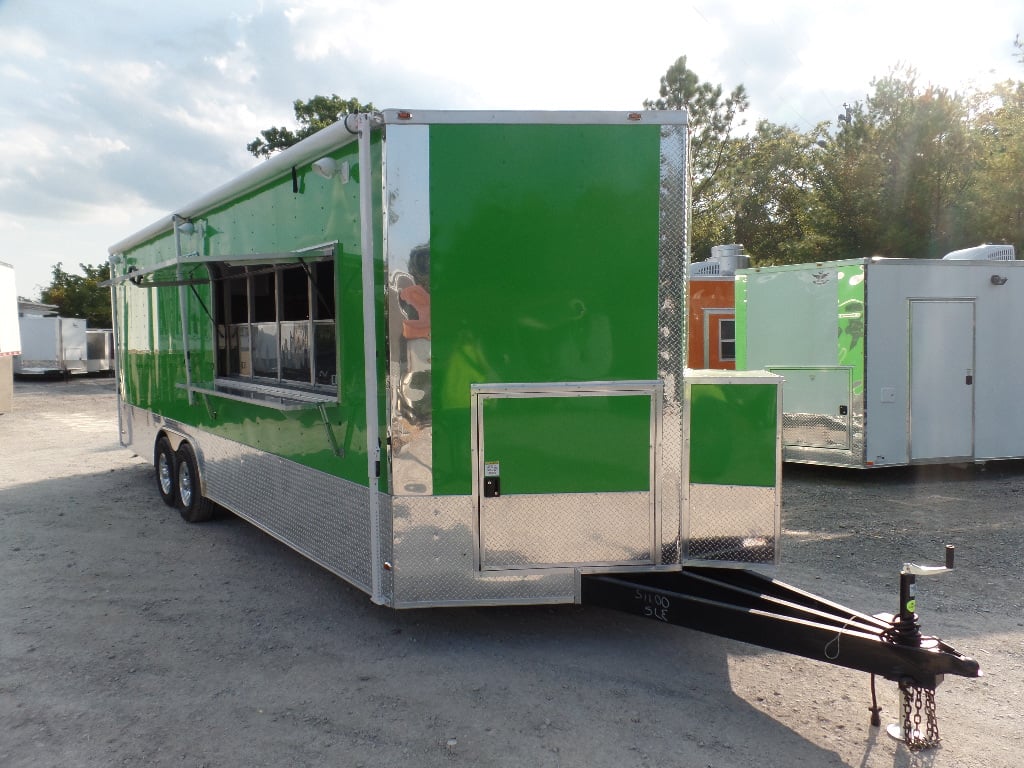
[
  {"x1": 683, "y1": 484, "x2": 778, "y2": 566},
  {"x1": 391, "y1": 495, "x2": 576, "y2": 606},
  {"x1": 384, "y1": 124, "x2": 433, "y2": 496},
  {"x1": 657, "y1": 124, "x2": 689, "y2": 563},
  {"x1": 480, "y1": 492, "x2": 652, "y2": 569}
]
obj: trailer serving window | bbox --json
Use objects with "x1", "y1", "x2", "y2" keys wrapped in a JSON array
[{"x1": 215, "y1": 260, "x2": 337, "y2": 394}]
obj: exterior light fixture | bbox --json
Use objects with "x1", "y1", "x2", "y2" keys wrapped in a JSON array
[
  {"x1": 312, "y1": 157, "x2": 338, "y2": 179},
  {"x1": 991, "y1": 275, "x2": 1008, "y2": 285}
]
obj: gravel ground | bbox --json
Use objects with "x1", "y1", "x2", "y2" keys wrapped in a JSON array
[{"x1": 1, "y1": 377, "x2": 1020, "y2": 768}]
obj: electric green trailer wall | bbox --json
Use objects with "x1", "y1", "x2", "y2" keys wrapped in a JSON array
[{"x1": 109, "y1": 110, "x2": 780, "y2": 608}]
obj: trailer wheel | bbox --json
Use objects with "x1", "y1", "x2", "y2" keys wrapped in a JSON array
[
  {"x1": 154, "y1": 436, "x2": 177, "y2": 507},
  {"x1": 174, "y1": 443, "x2": 216, "y2": 523}
]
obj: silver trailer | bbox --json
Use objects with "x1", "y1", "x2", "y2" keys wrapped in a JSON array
[
  {"x1": 0, "y1": 261, "x2": 18, "y2": 413},
  {"x1": 86, "y1": 328, "x2": 114, "y2": 374},
  {"x1": 13, "y1": 315, "x2": 88, "y2": 377},
  {"x1": 736, "y1": 246, "x2": 1024, "y2": 467}
]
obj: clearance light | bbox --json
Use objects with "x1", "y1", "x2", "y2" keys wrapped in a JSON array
[
  {"x1": 397, "y1": 111, "x2": 413, "y2": 120},
  {"x1": 627, "y1": 112, "x2": 643, "y2": 121}
]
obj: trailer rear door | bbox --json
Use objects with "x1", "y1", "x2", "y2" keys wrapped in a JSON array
[{"x1": 472, "y1": 382, "x2": 659, "y2": 570}]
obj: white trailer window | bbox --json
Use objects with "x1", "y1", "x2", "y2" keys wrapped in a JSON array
[{"x1": 719, "y1": 318, "x2": 736, "y2": 362}]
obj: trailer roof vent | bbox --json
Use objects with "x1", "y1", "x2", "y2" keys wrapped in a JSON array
[
  {"x1": 942, "y1": 244, "x2": 1016, "y2": 261},
  {"x1": 690, "y1": 244, "x2": 750, "y2": 276}
]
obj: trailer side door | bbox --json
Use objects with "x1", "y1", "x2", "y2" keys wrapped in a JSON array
[{"x1": 909, "y1": 299, "x2": 975, "y2": 462}]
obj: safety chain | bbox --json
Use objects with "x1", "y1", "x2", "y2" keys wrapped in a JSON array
[{"x1": 899, "y1": 679, "x2": 940, "y2": 751}]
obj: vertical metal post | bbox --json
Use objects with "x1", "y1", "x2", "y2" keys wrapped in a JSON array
[
  {"x1": 356, "y1": 113, "x2": 385, "y2": 605},
  {"x1": 173, "y1": 217, "x2": 194, "y2": 405},
  {"x1": 894, "y1": 569, "x2": 923, "y2": 647},
  {"x1": 108, "y1": 260, "x2": 126, "y2": 447}
]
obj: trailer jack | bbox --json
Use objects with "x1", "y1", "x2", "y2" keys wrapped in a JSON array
[{"x1": 580, "y1": 547, "x2": 980, "y2": 751}]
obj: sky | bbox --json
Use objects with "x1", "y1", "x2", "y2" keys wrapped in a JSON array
[{"x1": 1, "y1": 0, "x2": 1023, "y2": 299}]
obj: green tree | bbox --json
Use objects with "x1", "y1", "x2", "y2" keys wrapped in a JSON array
[
  {"x1": 962, "y1": 45, "x2": 1024, "y2": 248},
  {"x1": 813, "y1": 68, "x2": 975, "y2": 259},
  {"x1": 730, "y1": 120, "x2": 830, "y2": 264},
  {"x1": 40, "y1": 262, "x2": 112, "y2": 327},
  {"x1": 644, "y1": 56, "x2": 749, "y2": 261},
  {"x1": 246, "y1": 95, "x2": 374, "y2": 158}
]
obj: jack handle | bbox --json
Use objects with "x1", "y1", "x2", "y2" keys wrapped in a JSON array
[
  {"x1": 901, "y1": 544, "x2": 955, "y2": 577},
  {"x1": 894, "y1": 545, "x2": 955, "y2": 648}
]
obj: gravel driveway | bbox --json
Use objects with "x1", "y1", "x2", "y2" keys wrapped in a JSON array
[{"x1": 1, "y1": 377, "x2": 1020, "y2": 767}]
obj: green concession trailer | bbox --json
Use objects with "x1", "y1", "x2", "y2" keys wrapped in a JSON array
[
  {"x1": 107, "y1": 110, "x2": 783, "y2": 607},
  {"x1": 107, "y1": 112, "x2": 982, "y2": 732}
]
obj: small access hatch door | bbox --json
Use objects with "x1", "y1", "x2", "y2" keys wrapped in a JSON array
[{"x1": 473, "y1": 381, "x2": 660, "y2": 570}]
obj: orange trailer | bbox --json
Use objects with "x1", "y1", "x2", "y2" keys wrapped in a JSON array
[
  {"x1": 687, "y1": 245, "x2": 748, "y2": 369},
  {"x1": 688, "y1": 276, "x2": 736, "y2": 369}
]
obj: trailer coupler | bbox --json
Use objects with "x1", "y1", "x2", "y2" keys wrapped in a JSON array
[{"x1": 580, "y1": 562, "x2": 980, "y2": 750}]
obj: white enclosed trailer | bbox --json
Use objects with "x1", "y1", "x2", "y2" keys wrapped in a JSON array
[
  {"x1": 86, "y1": 328, "x2": 114, "y2": 374},
  {"x1": 735, "y1": 246, "x2": 1024, "y2": 467},
  {"x1": 13, "y1": 315, "x2": 88, "y2": 377},
  {"x1": 0, "y1": 261, "x2": 18, "y2": 413}
]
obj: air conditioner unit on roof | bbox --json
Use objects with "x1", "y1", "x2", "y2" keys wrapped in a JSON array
[
  {"x1": 942, "y1": 244, "x2": 1016, "y2": 261},
  {"x1": 689, "y1": 244, "x2": 749, "y2": 276}
]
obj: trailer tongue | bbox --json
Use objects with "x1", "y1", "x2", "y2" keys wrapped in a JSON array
[{"x1": 581, "y1": 555, "x2": 980, "y2": 750}]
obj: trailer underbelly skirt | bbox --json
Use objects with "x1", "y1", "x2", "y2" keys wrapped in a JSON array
[{"x1": 123, "y1": 405, "x2": 589, "y2": 607}]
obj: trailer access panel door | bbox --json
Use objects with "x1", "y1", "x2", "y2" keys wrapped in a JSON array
[{"x1": 473, "y1": 382, "x2": 659, "y2": 570}]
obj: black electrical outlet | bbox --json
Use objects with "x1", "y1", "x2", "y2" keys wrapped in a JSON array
[{"x1": 484, "y1": 476, "x2": 501, "y2": 498}]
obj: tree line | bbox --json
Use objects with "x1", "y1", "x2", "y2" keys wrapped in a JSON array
[
  {"x1": 44, "y1": 44, "x2": 1023, "y2": 320},
  {"x1": 245, "y1": 45, "x2": 1023, "y2": 265}
]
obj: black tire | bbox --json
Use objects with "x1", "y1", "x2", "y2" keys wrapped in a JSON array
[
  {"x1": 174, "y1": 442, "x2": 216, "y2": 523},
  {"x1": 154, "y1": 436, "x2": 177, "y2": 507}
]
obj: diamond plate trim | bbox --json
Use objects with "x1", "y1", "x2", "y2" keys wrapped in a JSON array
[
  {"x1": 392, "y1": 495, "x2": 576, "y2": 606},
  {"x1": 480, "y1": 492, "x2": 653, "y2": 569},
  {"x1": 133, "y1": 417, "x2": 379, "y2": 596},
  {"x1": 783, "y1": 395, "x2": 866, "y2": 467},
  {"x1": 784, "y1": 412, "x2": 851, "y2": 449},
  {"x1": 658, "y1": 123, "x2": 689, "y2": 563},
  {"x1": 683, "y1": 484, "x2": 778, "y2": 565}
]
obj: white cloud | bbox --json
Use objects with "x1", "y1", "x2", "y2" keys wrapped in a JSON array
[
  {"x1": 0, "y1": 213, "x2": 26, "y2": 231},
  {"x1": 71, "y1": 59, "x2": 158, "y2": 92},
  {"x1": 61, "y1": 135, "x2": 131, "y2": 167},
  {"x1": 0, "y1": 25, "x2": 46, "y2": 58},
  {"x1": 1, "y1": 0, "x2": 1023, "y2": 297}
]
